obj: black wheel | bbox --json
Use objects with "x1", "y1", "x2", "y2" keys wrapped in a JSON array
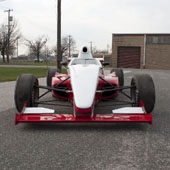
[
  {"x1": 110, "y1": 68, "x2": 124, "y2": 86},
  {"x1": 47, "y1": 68, "x2": 60, "y2": 87},
  {"x1": 15, "y1": 74, "x2": 39, "y2": 112},
  {"x1": 131, "y1": 74, "x2": 155, "y2": 114}
]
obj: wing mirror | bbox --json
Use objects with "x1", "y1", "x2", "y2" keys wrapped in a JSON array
[
  {"x1": 61, "y1": 61, "x2": 67, "y2": 67},
  {"x1": 102, "y1": 62, "x2": 110, "y2": 67}
]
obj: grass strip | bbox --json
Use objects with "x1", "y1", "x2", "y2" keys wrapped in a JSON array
[
  {"x1": 0, "y1": 61, "x2": 57, "y2": 66},
  {"x1": 0, "y1": 67, "x2": 66, "y2": 82}
]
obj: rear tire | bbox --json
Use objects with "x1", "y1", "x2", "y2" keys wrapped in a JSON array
[
  {"x1": 47, "y1": 68, "x2": 60, "y2": 87},
  {"x1": 15, "y1": 74, "x2": 39, "y2": 112},
  {"x1": 110, "y1": 68, "x2": 124, "y2": 86},
  {"x1": 130, "y1": 74, "x2": 155, "y2": 114}
]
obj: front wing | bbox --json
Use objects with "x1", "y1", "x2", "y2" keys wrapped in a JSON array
[{"x1": 15, "y1": 103, "x2": 152, "y2": 125}]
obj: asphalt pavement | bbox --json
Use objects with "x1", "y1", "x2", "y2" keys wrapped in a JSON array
[{"x1": 0, "y1": 69, "x2": 170, "y2": 170}]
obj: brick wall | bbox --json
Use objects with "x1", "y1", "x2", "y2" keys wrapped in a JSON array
[{"x1": 146, "y1": 44, "x2": 170, "y2": 69}]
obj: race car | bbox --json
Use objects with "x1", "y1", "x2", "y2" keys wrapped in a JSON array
[{"x1": 14, "y1": 46, "x2": 155, "y2": 125}]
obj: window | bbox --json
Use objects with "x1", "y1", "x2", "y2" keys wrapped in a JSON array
[{"x1": 147, "y1": 36, "x2": 170, "y2": 44}]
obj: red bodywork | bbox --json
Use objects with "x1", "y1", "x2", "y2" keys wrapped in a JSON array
[
  {"x1": 15, "y1": 72, "x2": 152, "y2": 125},
  {"x1": 52, "y1": 72, "x2": 118, "y2": 103},
  {"x1": 16, "y1": 113, "x2": 152, "y2": 124}
]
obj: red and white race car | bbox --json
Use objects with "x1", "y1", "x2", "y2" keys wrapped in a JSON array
[{"x1": 14, "y1": 46, "x2": 155, "y2": 125}]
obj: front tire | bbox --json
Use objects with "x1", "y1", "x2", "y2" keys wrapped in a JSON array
[
  {"x1": 15, "y1": 74, "x2": 39, "y2": 112},
  {"x1": 47, "y1": 68, "x2": 60, "y2": 87},
  {"x1": 131, "y1": 74, "x2": 155, "y2": 114}
]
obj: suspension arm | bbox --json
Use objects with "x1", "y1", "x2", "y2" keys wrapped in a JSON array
[
  {"x1": 97, "y1": 85, "x2": 135, "y2": 93},
  {"x1": 37, "y1": 85, "x2": 71, "y2": 93}
]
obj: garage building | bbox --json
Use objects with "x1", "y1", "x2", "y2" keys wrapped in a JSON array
[{"x1": 112, "y1": 34, "x2": 170, "y2": 69}]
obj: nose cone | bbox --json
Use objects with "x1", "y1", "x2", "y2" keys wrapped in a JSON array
[{"x1": 69, "y1": 64, "x2": 100, "y2": 109}]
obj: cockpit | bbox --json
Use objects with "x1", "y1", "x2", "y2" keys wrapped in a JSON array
[
  {"x1": 70, "y1": 58, "x2": 99, "y2": 65},
  {"x1": 68, "y1": 46, "x2": 102, "y2": 67}
]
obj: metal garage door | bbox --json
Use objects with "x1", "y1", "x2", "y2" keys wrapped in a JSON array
[{"x1": 118, "y1": 47, "x2": 141, "y2": 68}]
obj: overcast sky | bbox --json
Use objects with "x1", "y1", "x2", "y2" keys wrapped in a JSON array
[{"x1": 0, "y1": 0, "x2": 170, "y2": 55}]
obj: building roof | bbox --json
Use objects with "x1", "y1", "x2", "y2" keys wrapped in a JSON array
[{"x1": 112, "y1": 33, "x2": 170, "y2": 36}]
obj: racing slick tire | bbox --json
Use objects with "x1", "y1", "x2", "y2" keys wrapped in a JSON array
[
  {"x1": 47, "y1": 68, "x2": 60, "y2": 87},
  {"x1": 15, "y1": 74, "x2": 39, "y2": 112},
  {"x1": 130, "y1": 74, "x2": 155, "y2": 114},
  {"x1": 110, "y1": 68, "x2": 124, "y2": 86}
]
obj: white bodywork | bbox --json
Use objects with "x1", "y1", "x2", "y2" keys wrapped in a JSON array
[
  {"x1": 112, "y1": 107, "x2": 144, "y2": 114},
  {"x1": 77, "y1": 46, "x2": 93, "y2": 59},
  {"x1": 69, "y1": 64, "x2": 100, "y2": 108},
  {"x1": 68, "y1": 46, "x2": 102, "y2": 109},
  {"x1": 23, "y1": 107, "x2": 55, "y2": 114}
]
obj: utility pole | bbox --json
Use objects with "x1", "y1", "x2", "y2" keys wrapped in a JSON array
[
  {"x1": 4, "y1": 9, "x2": 13, "y2": 63},
  {"x1": 107, "y1": 44, "x2": 110, "y2": 53},
  {"x1": 16, "y1": 38, "x2": 18, "y2": 57},
  {"x1": 45, "y1": 38, "x2": 48, "y2": 59},
  {"x1": 89, "y1": 41, "x2": 93, "y2": 54},
  {"x1": 68, "y1": 35, "x2": 71, "y2": 58},
  {"x1": 57, "y1": 0, "x2": 62, "y2": 71}
]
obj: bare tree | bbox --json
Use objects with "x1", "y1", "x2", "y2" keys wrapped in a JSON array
[
  {"x1": 0, "y1": 20, "x2": 21, "y2": 63},
  {"x1": 41, "y1": 46, "x2": 53, "y2": 60},
  {"x1": 93, "y1": 47, "x2": 109, "y2": 55},
  {"x1": 53, "y1": 35, "x2": 76, "y2": 59},
  {"x1": 25, "y1": 36, "x2": 47, "y2": 62},
  {"x1": 62, "y1": 35, "x2": 76, "y2": 57},
  {"x1": 0, "y1": 25, "x2": 7, "y2": 62}
]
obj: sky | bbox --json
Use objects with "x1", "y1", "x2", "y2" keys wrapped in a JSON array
[{"x1": 0, "y1": 0, "x2": 170, "y2": 55}]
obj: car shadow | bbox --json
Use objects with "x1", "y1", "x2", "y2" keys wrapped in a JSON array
[{"x1": 19, "y1": 122, "x2": 150, "y2": 132}]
